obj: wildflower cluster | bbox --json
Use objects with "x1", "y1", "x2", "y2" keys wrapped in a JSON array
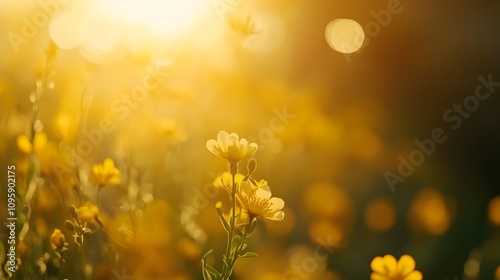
[{"x1": 202, "y1": 130, "x2": 285, "y2": 280}]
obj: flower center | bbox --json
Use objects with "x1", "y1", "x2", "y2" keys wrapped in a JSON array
[{"x1": 248, "y1": 196, "x2": 271, "y2": 214}]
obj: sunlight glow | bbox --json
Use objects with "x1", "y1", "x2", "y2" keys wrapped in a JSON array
[
  {"x1": 325, "y1": 18, "x2": 365, "y2": 54},
  {"x1": 100, "y1": 0, "x2": 210, "y2": 37}
]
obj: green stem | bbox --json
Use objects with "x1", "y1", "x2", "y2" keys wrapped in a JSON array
[
  {"x1": 228, "y1": 219, "x2": 251, "y2": 273},
  {"x1": 81, "y1": 238, "x2": 88, "y2": 280},
  {"x1": 221, "y1": 171, "x2": 237, "y2": 279},
  {"x1": 58, "y1": 251, "x2": 65, "y2": 280}
]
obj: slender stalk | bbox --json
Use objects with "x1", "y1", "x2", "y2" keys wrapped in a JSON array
[
  {"x1": 227, "y1": 218, "x2": 252, "y2": 273},
  {"x1": 58, "y1": 251, "x2": 65, "y2": 280},
  {"x1": 221, "y1": 170, "x2": 237, "y2": 279},
  {"x1": 80, "y1": 238, "x2": 88, "y2": 280}
]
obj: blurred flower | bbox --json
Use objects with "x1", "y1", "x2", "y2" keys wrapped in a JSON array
[
  {"x1": 228, "y1": 14, "x2": 261, "y2": 36},
  {"x1": 308, "y1": 219, "x2": 343, "y2": 247},
  {"x1": 206, "y1": 131, "x2": 257, "y2": 164},
  {"x1": 370, "y1": 254, "x2": 422, "y2": 280},
  {"x1": 495, "y1": 265, "x2": 500, "y2": 280},
  {"x1": 16, "y1": 132, "x2": 47, "y2": 154},
  {"x1": 365, "y1": 197, "x2": 396, "y2": 233},
  {"x1": 408, "y1": 188, "x2": 451, "y2": 235},
  {"x1": 303, "y1": 183, "x2": 353, "y2": 224},
  {"x1": 77, "y1": 204, "x2": 100, "y2": 224},
  {"x1": 178, "y1": 237, "x2": 200, "y2": 260},
  {"x1": 488, "y1": 196, "x2": 500, "y2": 226},
  {"x1": 159, "y1": 119, "x2": 187, "y2": 143},
  {"x1": 213, "y1": 172, "x2": 245, "y2": 193},
  {"x1": 53, "y1": 113, "x2": 77, "y2": 141},
  {"x1": 50, "y1": 228, "x2": 66, "y2": 250},
  {"x1": 238, "y1": 181, "x2": 284, "y2": 221},
  {"x1": 92, "y1": 158, "x2": 121, "y2": 186}
]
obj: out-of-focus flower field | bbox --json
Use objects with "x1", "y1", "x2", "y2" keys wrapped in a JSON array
[{"x1": 1, "y1": 0, "x2": 500, "y2": 279}]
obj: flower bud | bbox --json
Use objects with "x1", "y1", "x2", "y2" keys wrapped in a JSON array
[
  {"x1": 69, "y1": 205, "x2": 79, "y2": 220},
  {"x1": 247, "y1": 158, "x2": 257, "y2": 175},
  {"x1": 50, "y1": 228, "x2": 65, "y2": 250}
]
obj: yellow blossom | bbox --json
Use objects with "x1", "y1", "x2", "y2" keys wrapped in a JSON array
[
  {"x1": 206, "y1": 131, "x2": 257, "y2": 164},
  {"x1": 237, "y1": 181, "x2": 284, "y2": 221},
  {"x1": 77, "y1": 204, "x2": 100, "y2": 224},
  {"x1": 92, "y1": 158, "x2": 121, "y2": 186},
  {"x1": 16, "y1": 132, "x2": 47, "y2": 154},
  {"x1": 50, "y1": 228, "x2": 65, "y2": 250},
  {"x1": 159, "y1": 119, "x2": 187, "y2": 142},
  {"x1": 370, "y1": 254, "x2": 423, "y2": 280},
  {"x1": 213, "y1": 172, "x2": 245, "y2": 194}
]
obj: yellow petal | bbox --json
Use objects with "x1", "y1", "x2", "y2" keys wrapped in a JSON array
[
  {"x1": 267, "y1": 210, "x2": 285, "y2": 221},
  {"x1": 34, "y1": 132, "x2": 47, "y2": 152},
  {"x1": 404, "y1": 270, "x2": 423, "y2": 280},
  {"x1": 255, "y1": 186, "x2": 272, "y2": 200},
  {"x1": 103, "y1": 158, "x2": 115, "y2": 169},
  {"x1": 268, "y1": 197, "x2": 285, "y2": 211},
  {"x1": 397, "y1": 255, "x2": 416, "y2": 276},
  {"x1": 371, "y1": 255, "x2": 397, "y2": 275},
  {"x1": 17, "y1": 135, "x2": 33, "y2": 154},
  {"x1": 370, "y1": 272, "x2": 388, "y2": 280},
  {"x1": 206, "y1": 139, "x2": 219, "y2": 155},
  {"x1": 217, "y1": 130, "x2": 229, "y2": 150}
]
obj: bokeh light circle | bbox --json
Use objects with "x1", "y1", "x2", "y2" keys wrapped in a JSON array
[
  {"x1": 488, "y1": 196, "x2": 500, "y2": 226},
  {"x1": 365, "y1": 197, "x2": 396, "y2": 232},
  {"x1": 325, "y1": 18, "x2": 365, "y2": 54}
]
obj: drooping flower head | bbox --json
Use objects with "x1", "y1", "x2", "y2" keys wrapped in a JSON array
[
  {"x1": 370, "y1": 254, "x2": 423, "y2": 280},
  {"x1": 50, "y1": 228, "x2": 66, "y2": 250},
  {"x1": 237, "y1": 181, "x2": 284, "y2": 221},
  {"x1": 92, "y1": 158, "x2": 121, "y2": 186},
  {"x1": 206, "y1": 131, "x2": 258, "y2": 164}
]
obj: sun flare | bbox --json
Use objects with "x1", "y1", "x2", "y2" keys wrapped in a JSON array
[{"x1": 100, "y1": 0, "x2": 211, "y2": 37}]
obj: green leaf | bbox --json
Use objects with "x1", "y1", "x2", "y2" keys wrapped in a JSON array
[
  {"x1": 201, "y1": 259, "x2": 213, "y2": 280},
  {"x1": 215, "y1": 207, "x2": 230, "y2": 233},
  {"x1": 222, "y1": 255, "x2": 230, "y2": 268},
  {"x1": 238, "y1": 252, "x2": 259, "y2": 258},
  {"x1": 231, "y1": 235, "x2": 242, "y2": 252},
  {"x1": 248, "y1": 217, "x2": 258, "y2": 235},
  {"x1": 204, "y1": 263, "x2": 221, "y2": 278}
]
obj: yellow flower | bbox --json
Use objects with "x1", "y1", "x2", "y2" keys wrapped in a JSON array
[
  {"x1": 237, "y1": 181, "x2": 284, "y2": 221},
  {"x1": 159, "y1": 119, "x2": 187, "y2": 142},
  {"x1": 213, "y1": 172, "x2": 246, "y2": 194},
  {"x1": 370, "y1": 254, "x2": 423, "y2": 280},
  {"x1": 50, "y1": 228, "x2": 65, "y2": 250},
  {"x1": 77, "y1": 204, "x2": 99, "y2": 224},
  {"x1": 213, "y1": 172, "x2": 268, "y2": 194},
  {"x1": 228, "y1": 14, "x2": 261, "y2": 36},
  {"x1": 92, "y1": 158, "x2": 121, "y2": 186},
  {"x1": 206, "y1": 131, "x2": 258, "y2": 164},
  {"x1": 16, "y1": 132, "x2": 47, "y2": 154}
]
